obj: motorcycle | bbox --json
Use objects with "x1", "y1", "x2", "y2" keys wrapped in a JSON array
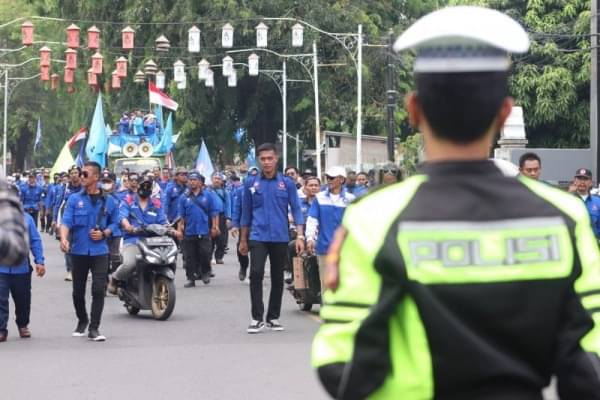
[
  {"x1": 287, "y1": 254, "x2": 322, "y2": 312},
  {"x1": 117, "y1": 224, "x2": 178, "y2": 321}
]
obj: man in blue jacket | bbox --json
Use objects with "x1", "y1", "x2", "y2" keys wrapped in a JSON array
[
  {"x1": 53, "y1": 167, "x2": 82, "y2": 281},
  {"x1": 572, "y1": 168, "x2": 600, "y2": 240},
  {"x1": 164, "y1": 167, "x2": 188, "y2": 224},
  {"x1": 208, "y1": 172, "x2": 231, "y2": 265},
  {"x1": 230, "y1": 176, "x2": 249, "y2": 281},
  {"x1": 0, "y1": 194, "x2": 45, "y2": 342},
  {"x1": 60, "y1": 161, "x2": 119, "y2": 342},
  {"x1": 21, "y1": 172, "x2": 43, "y2": 229},
  {"x1": 240, "y1": 143, "x2": 305, "y2": 333}
]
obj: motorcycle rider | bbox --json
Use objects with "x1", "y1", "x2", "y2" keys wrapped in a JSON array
[{"x1": 107, "y1": 178, "x2": 167, "y2": 294}]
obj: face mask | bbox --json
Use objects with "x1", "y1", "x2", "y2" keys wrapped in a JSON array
[{"x1": 101, "y1": 183, "x2": 113, "y2": 191}]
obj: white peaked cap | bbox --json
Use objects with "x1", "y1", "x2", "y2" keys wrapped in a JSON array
[{"x1": 394, "y1": 6, "x2": 529, "y2": 73}]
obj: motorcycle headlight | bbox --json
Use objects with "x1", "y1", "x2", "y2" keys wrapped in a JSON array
[
  {"x1": 167, "y1": 255, "x2": 176, "y2": 264},
  {"x1": 145, "y1": 254, "x2": 161, "y2": 264}
]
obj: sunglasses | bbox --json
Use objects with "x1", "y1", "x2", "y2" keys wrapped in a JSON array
[
  {"x1": 326, "y1": 176, "x2": 335, "y2": 181},
  {"x1": 81, "y1": 171, "x2": 90, "y2": 178}
]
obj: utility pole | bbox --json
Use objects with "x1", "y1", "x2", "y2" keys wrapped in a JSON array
[
  {"x1": 386, "y1": 29, "x2": 396, "y2": 162},
  {"x1": 592, "y1": 0, "x2": 600, "y2": 181}
]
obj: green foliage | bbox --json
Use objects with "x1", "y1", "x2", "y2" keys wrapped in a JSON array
[{"x1": 397, "y1": 132, "x2": 423, "y2": 177}]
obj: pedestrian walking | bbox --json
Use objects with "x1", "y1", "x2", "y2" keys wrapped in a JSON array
[
  {"x1": 208, "y1": 172, "x2": 231, "y2": 265},
  {"x1": 20, "y1": 172, "x2": 43, "y2": 228},
  {"x1": 0, "y1": 206, "x2": 45, "y2": 342},
  {"x1": 230, "y1": 176, "x2": 249, "y2": 281},
  {"x1": 60, "y1": 161, "x2": 119, "y2": 342},
  {"x1": 177, "y1": 172, "x2": 219, "y2": 287},
  {"x1": 240, "y1": 143, "x2": 304, "y2": 333},
  {"x1": 313, "y1": 7, "x2": 600, "y2": 398},
  {"x1": 164, "y1": 167, "x2": 188, "y2": 224}
]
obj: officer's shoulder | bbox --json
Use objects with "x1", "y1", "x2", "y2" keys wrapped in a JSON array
[
  {"x1": 518, "y1": 177, "x2": 590, "y2": 222},
  {"x1": 347, "y1": 175, "x2": 427, "y2": 213}
]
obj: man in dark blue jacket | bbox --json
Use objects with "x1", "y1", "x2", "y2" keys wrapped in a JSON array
[
  {"x1": 21, "y1": 172, "x2": 43, "y2": 229},
  {"x1": 0, "y1": 201, "x2": 45, "y2": 342},
  {"x1": 240, "y1": 143, "x2": 305, "y2": 333},
  {"x1": 208, "y1": 172, "x2": 231, "y2": 265},
  {"x1": 164, "y1": 167, "x2": 188, "y2": 224}
]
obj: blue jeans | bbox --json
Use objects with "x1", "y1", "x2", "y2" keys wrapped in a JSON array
[{"x1": 0, "y1": 272, "x2": 32, "y2": 334}]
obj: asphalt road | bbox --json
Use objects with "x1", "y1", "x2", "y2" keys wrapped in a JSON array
[{"x1": 2, "y1": 234, "x2": 329, "y2": 400}]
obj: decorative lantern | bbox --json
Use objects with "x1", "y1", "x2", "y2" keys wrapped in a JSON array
[
  {"x1": 111, "y1": 70, "x2": 120, "y2": 89},
  {"x1": 173, "y1": 60, "x2": 185, "y2": 82},
  {"x1": 121, "y1": 26, "x2": 135, "y2": 50},
  {"x1": 205, "y1": 69, "x2": 214, "y2": 87},
  {"x1": 155, "y1": 35, "x2": 170, "y2": 52},
  {"x1": 87, "y1": 68, "x2": 97, "y2": 86},
  {"x1": 144, "y1": 59, "x2": 157, "y2": 76},
  {"x1": 87, "y1": 25, "x2": 100, "y2": 49},
  {"x1": 64, "y1": 67, "x2": 74, "y2": 84},
  {"x1": 222, "y1": 23, "x2": 234, "y2": 48},
  {"x1": 156, "y1": 70, "x2": 165, "y2": 89},
  {"x1": 222, "y1": 56, "x2": 233, "y2": 77},
  {"x1": 256, "y1": 22, "x2": 268, "y2": 48},
  {"x1": 21, "y1": 21, "x2": 34, "y2": 46},
  {"x1": 91, "y1": 52, "x2": 103, "y2": 74},
  {"x1": 66, "y1": 24, "x2": 80, "y2": 49},
  {"x1": 134, "y1": 70, "x2": 145, "y2": 84},
  {"x1": 65, "y1": 49, "x2": 77, "y2": 69},
  {"x1": 227, "y1": 69, "x2": 237, "y2": 87},
  {"x1": 292, "y1": 23, "x2": 304, "y2": 47},
  {"x1": 177, "y1": 75, "x2": 186, "y2": 89},
  {"x1": 188, "y1": 25, "x2": 201, "y2": 53},
  {"x1": 116, "y1": 56, "x2": 127, "y2": 78},
  {"x1": 248, "y1": 53, "x2": 259, "y2": 76},
  {"x1": 39, "y1": 46, "x2": 51, "y2": 67},
  {"x1": 50, "y1": 73, "x2": 59, "y2": 90},
  {"x1": 40, "y1": 66, "x2": 50, "y2": 81},
  {"x1": 198, "y1": 59, "x2": 210, "y2": 80}
]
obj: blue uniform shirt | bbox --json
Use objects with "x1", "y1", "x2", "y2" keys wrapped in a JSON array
[
  {"x1": 21, "y1": 183, "x2": 43, "y2": 211},
  {"x1": 307, "y1": 189, "x2": 355, "y2": 255},
  {"x1": 208, "y1": 186, "x2": 231, "y2": 219},
  {"x1": 241, "y1": 173, "x2": 304, "y2": 243},
  {"x1": 177, "y1": 190, "x2": 219, "y2": 236},
  {"x1": 53, "y1": 183, "x2": 82, "y2": 222},
  {"x1": 44, "y1": 183, "x2": 56, "y2": 209},
  {"x1": 106, "y1": 192, "x2": 123, "y2": 237},
  {"x1": 231, "y1": 186, "x2": 243, "y2": 228},
  {"x1": 0, "y1": 213, "x2": 44, "y2": 274},
  {"x1": 583, "y1": 194, "x2": 600, "y2": 238},
  {"x1": 119, "y1": 195, "x2": 166, "y2": 245},
  {"x1": 61, "y1": 191, "x2": 119, "y2": 256},
  {"x1": 165, "y1": 182, "x2": 186, "y2": 222}
]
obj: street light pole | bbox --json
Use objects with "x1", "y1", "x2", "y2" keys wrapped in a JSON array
[
  {"x1": 356, "y1": 24, "x2": 363, "y2": 171},
  {"x1": 3, "y1": 70, "x2": 7, "y2": 177},
  {"x1": 283, "y1": 60, "x2": 287, "y2": 170},
  {"x1": 313, "y1": 41, "x2": 322, "y2": 179}
]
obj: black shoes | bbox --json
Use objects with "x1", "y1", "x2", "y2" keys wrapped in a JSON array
[
  {"x1": 266, "y1": 320, "x2": 284, "y2": 332},
  {"x1": 88, "y1": 328, "x2": 106, "y2": 342},
  {"x1": 184, "y1": 280, "x2": 195, "y2": 288},
  {"x1": 238, "y1": 268, "x2": 247, "y2": 281},
  {"x1": 215, "y1": 259, "x2": 224, "y2": 264},
  {"x1": 247, "y1": 320, "x2": 265, "y2": 334},
  {"x1": 72, "y1": 321, "x2": 88, "y2": 337},
  {"x1": 202, "y1": 273, "x2": 210, "y2": 285}
]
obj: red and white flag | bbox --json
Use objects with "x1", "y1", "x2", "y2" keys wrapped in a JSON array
[
  {"x1": 68, "y1": 127, "x2": 87, "y2": 149},
  {"x1": 149, "y1": 82, "x2": 179, "y2": 111}
]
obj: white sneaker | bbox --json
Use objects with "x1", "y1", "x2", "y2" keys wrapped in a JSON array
[
  {"x1": 266, "y1": 320, "x2": 284, "y2": 331},
  {"x1": 247, "y1": 320, "x2": 265, "y2": 334},
  {"x1": 65, "y1": 272, "x2": 72, "y2": 281}
]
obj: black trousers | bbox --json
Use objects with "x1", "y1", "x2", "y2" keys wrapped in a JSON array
[
  {"x1": 0, "y1": 272, "x2": 32, "y2": 333},
  {"x1": 249, "y1": 241, "x2": 287, "y2": 322},
  {"x1": 25, "y1": 209, "x2": 38, "y2": 229},
  {"x1": 237, "y1": 237, "x2": 249, "y2": 271},
  {"x1": 108, "y1": 237, "x2": 122, "y2": 274},
  {"x1": 39, "y1": 206, "x2": 46, "y2": 232},
  {"x1": 212, "y1": 213, "x2": 228, "y2": 261},
  {"x1": 44, "y1": 209, "x2": 53, "y2": 233},
  {"x1": 70, "y1": 254, "x2": 108, "y2": 330},
  {"x1": 182, "y1": 236, "x2": 212, "y2": 280}
]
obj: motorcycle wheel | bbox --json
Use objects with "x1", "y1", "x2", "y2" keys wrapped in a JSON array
[
  {"x1": 151, "y1": 276, "x2": 176, "y2": 321},
  {"x1": 125, "y1": 304, "x2": 140, "y2": 316},
  {"x1": 299, "y1": 302, "x2": 313, "y2": 312}
]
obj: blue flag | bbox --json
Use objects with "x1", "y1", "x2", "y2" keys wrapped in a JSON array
[
  {"x1": 234, "y1": 128, "x2": 245, "y2": 144},
  {"x1": 154, "y1": 113, "x2": 173, "y2": 155},
  {"x1": 154, "y1": 105, "x2": 164, "y2": 132},
  {"x1": 247, "y1": 144, "x2": 256, "y2": 168},
  {"x1": 85, "y1": 93, "x2": 107, "y2": 168},
  {"x1": 195, "y1": 139, "x2": 214, "y2": 178},
  {"x1": 75, "y1": 139, "x2": 86, "y2": 168},
  {"x1": 33, "y1": 118, "x2": 42, "y2": 152}
]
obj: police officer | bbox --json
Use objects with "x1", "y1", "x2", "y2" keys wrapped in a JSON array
[
  {"x1": 177, "y1": 172, "x2": 219, "y2": 288},
  {"x1": 60, "y1": 161, "x2": 119, "y2": 342},
  {"x1": 164, "y1": 167, "x2": 188, "y2": 224},
  {"x1": 108, "y1": 178, "x2": 166, "y2": 293},
  {"x1": 313, "y1": 7, "x2": 600, "y2": 398},
  {"x1": 100, "y1": 172, "x2": 123, "y2": 275},
  {"x1": 20, "y1": 172, "x2": 43, "y2": 228},
  {"x1": 240, "y1": 143, "x2": 304, "y2": 333}
]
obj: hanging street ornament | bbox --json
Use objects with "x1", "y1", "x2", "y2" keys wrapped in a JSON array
[
  {"x1": 134, "y1": 70, "x2": 146, "y2": 84},
  {"x1": 173, "y1": 60, "x2": 185, "y2": 82},
  {"x1": 66, "y1": 23, "x2": 80, "y2": 49},
  {"x1": 256, "y1": 22, "x2": 268, "y2": 48},
  {"x1": 222, "y1": 56, "x2": 233, "y2": 77},
  {"x1": 121, "y1": 26, "x2": 135, "y2": 50},
  {"x1": 91, "y1": 52, "x2": 103, "y2": 74},
  {"x1": 155, "y1": 35, "x2": 170, "y2": 52},
  {"x1": 65, "y1": 49, "x2": 77, "y2": 69},
  {"x1": 87, "y1": 68, "x2": 97, "y2": 86},
  {"x1": 222, "y1": 23, "x2": 234, "y2": 48},
  {"x1": 87, "y1": 25, "x2": 100, "y2": 50},
  {"x1": 40, "y1": 66, "x2": 50, "y2": 81},
  {"x1": 50, "y1": 73, "x2": 59, "y2": 90},
  {"x1": 292, "y1": 23, "x2": 304, "y2": 47},
  {"x1": 156, "y1": 70, "x2": 166, "y2": 89},
  {"x1": 198, "y1": 59, "x2": 210, "y2": 80},
  {"x1": 21, "y1": 21, "x2": 34, "y2": 46},
  {"x1": 64, "y1": 67, "x2": 74, "y2": 84},
  {"x1": 205, "y1": 69, "x2": 214, "y2": 87},
  {"x1": 188, "y1": 26, "x2": 201, "y2": 53},
  {"x1": 227, "y1": 69, "x2": 237, "y2": 87},
  {"x1": 144, "y1": 59, "x2": 157, "y2": 76},
  {"x1": 39, "y1": 46, "x2": 51, "y2": 67},
  {"x1": 248, "y1": 53, "x2": 259, "y2": 76},
  {"x1": 111, "y1": 70, "x2": 121, "y2": 90},
  {"x1": 177, "y1": 74, "x2": 187, "y2": 89},
  {"x1": 116, "y1": 56, "x2": 128, "y2": 78}
]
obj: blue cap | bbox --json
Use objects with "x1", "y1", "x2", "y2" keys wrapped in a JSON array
[{"x1": 188, "y1": 172, "x2": 205, "y2": 182}]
